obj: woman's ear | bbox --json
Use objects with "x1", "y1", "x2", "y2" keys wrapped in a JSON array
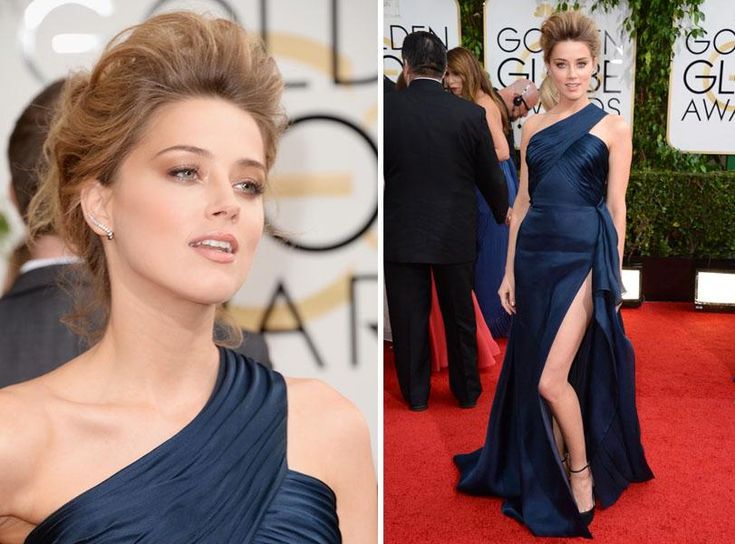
[{"x1": 80, "y1": 179, "x2": 114, "y2": 239}]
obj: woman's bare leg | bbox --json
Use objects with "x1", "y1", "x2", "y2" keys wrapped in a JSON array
[
  {"x1": 552, "y1": 416, "x2": 567, "y2": 474},
  {"x1": 538, "y1": 273, "x2": 594, "y2": 512}
]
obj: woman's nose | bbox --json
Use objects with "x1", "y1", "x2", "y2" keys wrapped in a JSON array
[{"x1": 205, "y1": 176, "x2": 240, "y2": 221}]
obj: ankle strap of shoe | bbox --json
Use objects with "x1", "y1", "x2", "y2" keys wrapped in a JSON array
[{"x1": 569, "y1": 462, "x2": 590, "y2": 474}]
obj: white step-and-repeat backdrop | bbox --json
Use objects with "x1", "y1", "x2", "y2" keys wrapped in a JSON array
[
  {"x1": 668, "y1": 0, "x2": 735, "y2": 154},
  {"x1": 0, "y1": 0, "x2": 378, "y2": 457}
]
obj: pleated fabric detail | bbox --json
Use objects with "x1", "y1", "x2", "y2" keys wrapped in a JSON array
[{"x1": 25, "y1": 348, "x2": 341, "y2": 543}]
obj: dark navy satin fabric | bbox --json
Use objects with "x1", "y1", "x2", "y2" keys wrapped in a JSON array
[
  {"x1": 475, "y1": 158, "x2": 519, "y2": 337},
  {"x1": 25, "y1": 348, "x2": 341, "y2": 543},
  {"x1": 455, "y1": 104, "x2": 653, "y2": 538}
]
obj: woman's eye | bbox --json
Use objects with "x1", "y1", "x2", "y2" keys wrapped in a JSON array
[
  {"x1": 169, "y1": 167, "x2": 199, "y2": 182},
  {"x1": 556, "y1": 63, "x2": 565, "y2": 69},
  {"x1": 233, "y1": 180, "x2": 264, "y2": 195}
]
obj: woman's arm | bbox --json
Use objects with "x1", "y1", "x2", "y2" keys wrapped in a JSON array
[
  {"x1": 479, "y1": 96, "x2": 510, "y2": 162},
  {"x1": 604, "y1": 116, "x2": 632, "y2": 268},
  {"x1": 325, "y1": 391, "x2": 375, "y2": 543},
  {"x1": 286, "y1": 379, "x2": 376, "y2": 543},
  {"x1": 498, "y1": 115, "x2": 538, "y2": 314}
]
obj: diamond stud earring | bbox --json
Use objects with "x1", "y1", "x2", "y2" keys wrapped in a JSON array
[{"x1": 89, "y1": 215, "x2": 114, "y2": 240}]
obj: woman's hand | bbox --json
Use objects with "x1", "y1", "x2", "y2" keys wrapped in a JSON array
[{"x1": 498, "y1": 273, "x2": 516, "y2": 315}]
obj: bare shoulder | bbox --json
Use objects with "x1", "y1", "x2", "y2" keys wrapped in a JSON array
[
  {"x1": 284, "y1": 378, "x2": 371, "y2": 482},
  {"x1": 0, "y1": 383, "x2": 50, "y2": 516},
  {"x1": 477, "y1": 93, "x2": 500, "y2": 115},
  {"x1": 600, "y1": 114, "x2": 631, "y2": 159},
  {"x1": 284, "y1": 377, "x2": 376, "y2": 542},
  {"x1": 604, "y1": 113, "x2": 631, "y2": 139},
  {"x1": 284, "y1": 377, "x2": 369, "y2": 446}
]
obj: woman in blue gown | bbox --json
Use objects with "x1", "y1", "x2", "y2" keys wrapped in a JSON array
[
  {"x1": 445, "y1": 47, "x2": 519, "y2": 338},
  {"x1": 0, "y1": 12, "x2": 375, "y2": 543},
  {"x1": 454, "y1": 11, "x2": 653, "y2": 538}
]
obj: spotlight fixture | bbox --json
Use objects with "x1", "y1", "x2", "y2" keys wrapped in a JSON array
[
  {"x1": 621, "y1": 265, "x2": 643, "y2": 308},
  {"x1": 694, "y1": 269, "x2": 735, "y2": 311}
]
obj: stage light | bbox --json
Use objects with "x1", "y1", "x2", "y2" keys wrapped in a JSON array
[
  {"x1": 694, "y1": 270, "x2": 735, "y2": 311},
  {"x1": 621, "y1": 266, "x2": 643, "y2": 308}
]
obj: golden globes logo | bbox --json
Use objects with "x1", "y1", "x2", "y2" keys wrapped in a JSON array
[{"x1": 680, "y1": 28, "x2": 735, "y2": 121}]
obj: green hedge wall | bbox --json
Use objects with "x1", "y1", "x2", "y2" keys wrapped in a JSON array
[{"x1": 626, "y1": 171, "x2": 735, "y2": 258}]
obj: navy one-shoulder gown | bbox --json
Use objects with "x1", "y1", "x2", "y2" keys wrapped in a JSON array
[
  {"x1": 25, "y1": 349, "x2": 341, "y2": 543},
  {"x1": 454, "y1": 104, "x2": 653, "y2": 539}
]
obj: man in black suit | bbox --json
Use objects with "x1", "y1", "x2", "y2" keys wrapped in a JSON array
[
  {"x1": 384, "y1": 32, "x2": 508, "y2": 411},
  {"x1": 1, "y1": 82, "x2": 271, "y2": 388}
]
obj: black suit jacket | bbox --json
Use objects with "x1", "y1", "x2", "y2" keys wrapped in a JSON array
[
  {"x1": 0, "y1": 265, "x2": 272, "y2": 387},
  {"x1": 0, "y1": 264, "x2": 85, "y2": 387},
  {"x1": 384, "y1": 78, "x2": 508, "y2": 264}
]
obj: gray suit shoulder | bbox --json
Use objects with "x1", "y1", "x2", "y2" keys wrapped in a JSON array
[{"x1": 230, "y1": 331, "x2": 272, "y2": 369}]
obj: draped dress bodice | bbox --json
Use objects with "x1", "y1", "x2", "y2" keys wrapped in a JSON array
[
  {"x1": 522, "y1": 103, "x2": 623, "y2": 315},
  {"x1": 526, "y1": 109, "x2": 610, "y2": 207},
  {"x1": 24, "y1": 349, "x2": 341, "y2": 543},
  {"x1": 455, "y1": 103, "x2": 653, "y2": 539}
]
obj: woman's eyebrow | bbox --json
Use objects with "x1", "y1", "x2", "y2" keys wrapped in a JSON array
[
  {"x1": 155, "y1": 144, "x2": 212, "y2": 158},
  {"x1": 154, "y1": 145, "x2": 265, "y2": 171}
]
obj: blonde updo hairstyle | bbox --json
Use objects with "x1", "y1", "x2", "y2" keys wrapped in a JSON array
[
  {"x1": 540, "y1": 10, "x2": 601, "y2": 64},
  {"x1": 28, "y1": 12, "x2": 286, "y2": 347}
]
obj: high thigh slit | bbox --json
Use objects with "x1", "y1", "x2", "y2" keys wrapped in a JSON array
[{"x1": 454, "y1": 104, "x2": 653, "y2": 539}]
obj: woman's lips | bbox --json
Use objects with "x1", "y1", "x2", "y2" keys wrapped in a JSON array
[
  {"x1": 190, "y1": 244, "x2": 236, "y2": 263},
  {"x1": 188, "y1": 233, "x2": 239, "y2": 264}
]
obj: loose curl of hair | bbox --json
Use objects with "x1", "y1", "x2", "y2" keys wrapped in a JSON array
[
  {"x1": 540, "y1": 10, "x2": 601, "y2": 64},
  {"x1": 446, "y1": 47, "x2": 510, "y2": 135},
  {"x1": 27, "y1": 11, "x2": 287, "y2": 348}
]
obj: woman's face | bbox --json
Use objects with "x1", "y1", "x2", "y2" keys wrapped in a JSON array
[
  {"x1": 99, "y1": 97, "x2": 266, "y2": 306},
  {"x1": 444, "y1": 69, "x2": 464, "y2": 96},
  {"x1": 546, "y1": 40, "x2": 596, "y2": 103}
]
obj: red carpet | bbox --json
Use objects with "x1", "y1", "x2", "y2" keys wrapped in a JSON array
[{"x1": 384, "y1": 303, "x2": 735, "y2": 543}]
